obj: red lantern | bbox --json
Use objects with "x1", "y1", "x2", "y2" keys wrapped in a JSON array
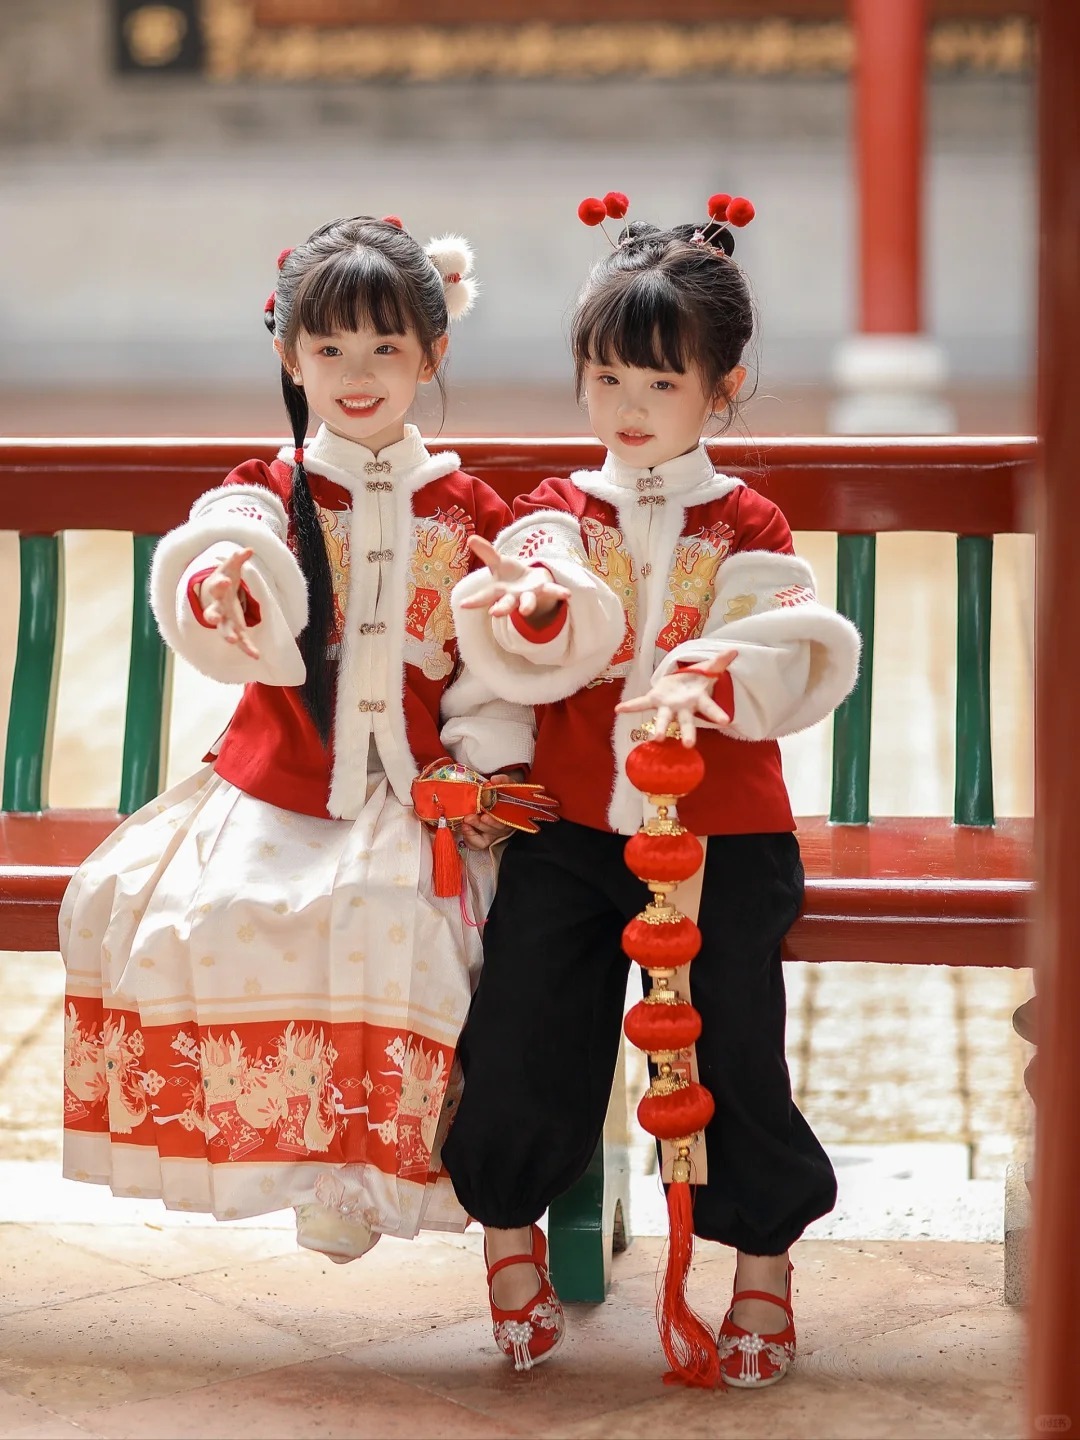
[
  {"x1": 625, "y1": 737, "x2": 705, "y2": 798},
  {"x1": 622, "y1": 913, "x2": 702, "y2": 969},
  {"x1": 638, "y1": 1081, "x2": 715, "y2": 1140},
  {"x1": 624, "y1": 1001, "x2": 702, "y2": 1052},
  {"x1": 624, "y1": 830, "x2": 703, "y2": 885}
]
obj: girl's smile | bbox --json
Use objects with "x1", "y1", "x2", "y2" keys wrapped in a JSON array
[
  {"x1": 336, "y1": 394, "x2": 384, "y2": 417},
  {"x1": 276, "y1": 325, "x2": 447, "y2": 455}
]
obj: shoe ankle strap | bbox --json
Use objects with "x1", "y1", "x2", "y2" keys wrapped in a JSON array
[
  {"x1": 485, "y1": 1223, "x2": 545, "y2": 1284},
  {"x1": 730, "y1": 1287, "x2": 794, "y2": 1320},
  {"x1": 487, "y1": 1252, "x2": 540, "y2": 1282}
]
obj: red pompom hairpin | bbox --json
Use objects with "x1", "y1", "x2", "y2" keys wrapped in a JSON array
[
  {"x1": 577, "y1": 190, "x2": 634, "y2": 246},
  {"x1": 578, "y1": 188, "x2": 756, "y2": 255}
]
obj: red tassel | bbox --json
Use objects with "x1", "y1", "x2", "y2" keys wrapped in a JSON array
[
  {"x1": 432, "y1": 819, "x2": 462, "y2": 898},
  {"x1": 658, "y1": 1178, "x2": 723, "y2": 1390}
]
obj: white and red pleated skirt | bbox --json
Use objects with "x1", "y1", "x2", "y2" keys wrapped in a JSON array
[{"x1": 60, "y1": 765, "x2": 493, "y2": 1237}]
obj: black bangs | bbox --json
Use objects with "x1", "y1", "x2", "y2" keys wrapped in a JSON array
[
  {"x1": 288, "y1": 243, "x2": 424, "y2": 343},
  {"x1": 572, "y1": 269, "x2": 701, "y2": 388}
]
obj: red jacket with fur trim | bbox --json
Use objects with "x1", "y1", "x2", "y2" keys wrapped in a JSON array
[
  {"x1": 451, "y1": 445, "x2": 861, "y2": 838},
  {"x1": 150, "y1": 425, "x2": 534, "y2": 821}
]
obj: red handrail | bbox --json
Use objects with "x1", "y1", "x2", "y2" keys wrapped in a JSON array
[{"x1": 0, "y1": 435, "x2": 1035, "y2": 536}]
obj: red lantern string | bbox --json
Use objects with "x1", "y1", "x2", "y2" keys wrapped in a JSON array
[
  {"x1": 622, "y1": 913, "x2": 702, "y2": 970},
  {"x1": 623, "y1": 999, "x2": 702, "y2": 1053},
  {"x1": 624, "y1": 830, "x2": 703, "y2": 885},
  {"x1": 625, "y1": 736, "x2": 705, "y2": 797},
  {"x1": 620, "y1": 734, "x2": 723, "y2": 1391}
]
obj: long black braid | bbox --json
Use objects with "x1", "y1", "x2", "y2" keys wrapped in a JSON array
[{"x1": 280, "y1": 366, "x2": 336, "y2": 743}]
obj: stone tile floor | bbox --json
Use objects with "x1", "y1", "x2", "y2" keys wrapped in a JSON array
[{"x1": 0, "y1": 1217, "x2": 1023, "y2": 1440}]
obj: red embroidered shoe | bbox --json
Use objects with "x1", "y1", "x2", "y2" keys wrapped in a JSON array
[
  {"x1": 485, "y1": 1224, "x2": 566, "y2": 1372},
  {"x1": 717, "y1": 1264, "x2": 796, "y2": 1388}
]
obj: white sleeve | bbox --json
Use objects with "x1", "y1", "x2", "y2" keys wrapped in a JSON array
[
  {"x1": 438, "y1": 665, "x2": 536, "y2": 776},
  {"x1": 150, "y1": 483, "x2": 309, "y2": 687},
  {"x1": 451, "y1": 509, "x2": 625, "y2": 704},
  {"x1": 651, "y1": 550, "x2": 861, "y2": 742}
]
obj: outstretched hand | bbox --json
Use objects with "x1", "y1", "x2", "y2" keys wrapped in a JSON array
[
  {"x1": 199, "y1": 548, "x2": 261, "y2": 661},
  {"x1": 615, "y1": 650, "x2": 738, "y2": 748},
  {"x1": 458, "y1": 535, "x2": 570, "y2": 623}
]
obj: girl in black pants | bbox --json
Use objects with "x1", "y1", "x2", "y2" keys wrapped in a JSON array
[{"x1": 445, "y1": 192, "x2": 859, "y2": 1382}]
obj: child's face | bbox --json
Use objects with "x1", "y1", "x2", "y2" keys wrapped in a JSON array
[
  {"x1": 278, "y1": 325, "x2": 447, "y2": 452},
  {"x1": 583, "y1": 358, "x2": 737, "y2": 470}
]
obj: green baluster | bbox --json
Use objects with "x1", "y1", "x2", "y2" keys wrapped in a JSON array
[
  {"x1": 3, "y1": 536, "x2": 63, "y2": 813},
  {"x1": 119, "y1": 535, "x2": 171, "y2": 815},
  {"x1": 830, "y1": 534, "x2": 876, "y2": 825},
  {"x1": 955, "y1": 535, "x2": 995, "y2": 826}
]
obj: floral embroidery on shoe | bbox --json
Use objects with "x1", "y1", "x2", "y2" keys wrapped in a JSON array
[
  {"x1": 487, "y1": 1225, "x2": 566, "y2": 1372},
  {"x1": 718, "y1": 1326, "x2": 795, "y2": 1385},
  {"x1": 717, "y1": 1264, "x2": 796, "y2": 1389}
]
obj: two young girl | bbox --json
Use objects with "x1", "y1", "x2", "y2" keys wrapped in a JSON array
[
  {"x1": 444, "y1": 200, "x2": 859, "y2": 1384},
  {"x1": 61, "y1": 215, "x2": 528, "y2": 1258},
  {"x1": 61, "y1": 198, "x2": 858, "y2": 1390}
]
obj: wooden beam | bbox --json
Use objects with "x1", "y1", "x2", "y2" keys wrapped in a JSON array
[
  {"x1": 1028, "y1": 0, "x2": 1080, "y2": 1428},
  {"x1": 0, "y1": 436, "x2": 1035, "y2": 536}
]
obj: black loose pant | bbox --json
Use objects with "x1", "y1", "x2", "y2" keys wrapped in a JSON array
[{"x1": 443, "y1": 820, "x2": 836, "y2": 1256}]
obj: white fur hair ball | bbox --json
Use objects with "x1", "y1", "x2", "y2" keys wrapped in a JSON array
[{"x1": 425, "y1": 234, "x2": 478, "y2": 321}]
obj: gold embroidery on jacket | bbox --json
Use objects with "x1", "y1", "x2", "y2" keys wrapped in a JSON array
[
  {"x1": 581, "y1": 516, "x2": 637, "y2": 679},
  {"x1": 406, "y1": 505, "x2": 474, "y2": 680},
  {"x1": 656, "y1": 520, "x2": 735, "y2": 652}
]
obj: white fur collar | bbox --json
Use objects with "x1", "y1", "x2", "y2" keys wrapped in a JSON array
[
  {"x1": 278, "y1": 423, "x2": 460, "y2": 496},
  {"x1": 570, "y1": 443, "x2": 744, "y2": 509}
]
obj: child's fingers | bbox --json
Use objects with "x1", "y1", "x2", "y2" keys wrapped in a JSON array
[
  {"x1": 676, "y1": 707, "x2": 698, "y2": 747},
  {"x1": 697, "y1": 695, "x2": 730, "y2": 726},
  {"x1": 222, "y1": 547, "x2": 255, "y2": 582},
  {"x1": 457, "y1": 586, "x2": 500, "y2": 610},
  {"x1": 614, "y1": 693, "x2": 651, "y2": 715},
  {"x1": 467, "y1": 534, "x2": 500, "y2": 568},
  {"x1": 488, "y1": 592, "x2": 520, "y2": 618},
  {"x1": 517, "y1": 589, "x2": 537, "y2": 617},
  {"x1": 701, "y1": 648, "x2": 738, "y2": 676}
]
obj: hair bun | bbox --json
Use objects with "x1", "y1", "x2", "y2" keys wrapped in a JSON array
[
  {"x1": 424, "y1": 234, "x2": 478, "y2": 320},
  {"x1": 618, "y1": 220, "x2": 662, "y2": 245}
]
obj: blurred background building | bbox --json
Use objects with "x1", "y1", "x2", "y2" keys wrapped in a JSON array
[{"x1": 0, "y1": 0, "x2": 1035, "y2": 435}]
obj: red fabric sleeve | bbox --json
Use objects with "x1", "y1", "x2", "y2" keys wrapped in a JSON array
[
  {"x1": 509, "y1": 601, "x2": 569, "y2": 644},
  {"x1": 732, "y1": 486, "x2": 796, "y2": 556},
  {"x1": 511, "y1": 477, "x2": 588, "y2": 522},
  {"x1": 187, "y1": 569, "x2": 263, "y2": 629},
  {"x1": 220, "y1": 455, "x2": 294, "y2": 506},
  {"x1": 465, "y1": 474, "x2": 514, "y2": 552}
]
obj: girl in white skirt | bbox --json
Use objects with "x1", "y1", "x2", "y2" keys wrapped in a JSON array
[{"x1": 61, "y1": 214, "x2": 538, "y2": 1261}]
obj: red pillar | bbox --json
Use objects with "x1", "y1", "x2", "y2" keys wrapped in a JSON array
[
  {"x1": 852, "y1": 0, "x2": 925, "y2": 334},
  {"x1": 1029, "y1": 0, "x2": 1080, "y2": 1430}
]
